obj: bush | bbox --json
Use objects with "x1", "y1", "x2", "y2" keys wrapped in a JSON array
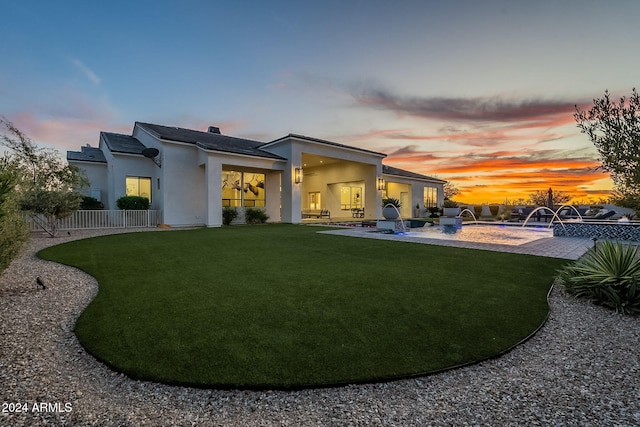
[
  {"x1": 556, "y1": 240, "x2": 640, "y2": 315},
  {"x1": 80, "y1": 196, "x2": 104, "y2": 210},
  {"x1": 116, "y1": 196, "x2": 149, "y2": 210},
  {"x1": 382, "y1": 197, "x2": 401, "y2": 208},
  {"x1": 222, "y1": 206, "x2": 238, "y2": 226},
  {"x1": 427, "y1": 206, "x2": 440, "y2": 218},
  {"x1": 245, "y1": 207, "x2": 269, "y2": 224},
  {"x1": 21, "y1": 189, "x2": 83, "y2": 237},
  {"x1": 442, "y1": 199, "x2": 458, "y2": 208},
  {"x1": 0, "y1": 171, "x2": 28, "y2": 272}
]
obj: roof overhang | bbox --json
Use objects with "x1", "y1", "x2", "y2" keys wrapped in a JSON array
[{"x1": 263, "y1": 134, "x2": 387, "y2": 159}]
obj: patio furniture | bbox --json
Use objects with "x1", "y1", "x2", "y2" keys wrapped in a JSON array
[
  {"x1": 583, "y1": 210, "x2": 616, "y2": 221},
  {"x1": 351, "y1": 208, "x2": 365, "y2": 218},
  {"x1": 302, "y1": 209, "x2": 331, "y2": 219},
  {"x1": 558, "y1": 207, "x2": 589, "y2": 220},
  {"x1": 511, "y1": 207, "x2": 537, "y2": 221}
]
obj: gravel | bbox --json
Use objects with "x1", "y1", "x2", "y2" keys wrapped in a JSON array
[{"x1": 1, "y1": 229, "x2": 639, "y2": 426}]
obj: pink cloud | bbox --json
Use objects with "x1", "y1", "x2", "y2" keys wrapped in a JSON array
[{"x1": 7, "y1": 111, "x2": 130, "y2": 151}]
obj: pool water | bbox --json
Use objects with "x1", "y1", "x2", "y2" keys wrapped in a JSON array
[{"x1": 406, "y1": 224, "x2": 553, "y2": 246}]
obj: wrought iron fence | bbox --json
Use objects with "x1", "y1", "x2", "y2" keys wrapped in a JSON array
[{"x1": 24, "y1": 210, "x2": 163, "y2": 232}]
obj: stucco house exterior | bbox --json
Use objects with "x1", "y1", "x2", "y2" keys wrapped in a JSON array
[{"x1": 67, "y1": 122, "x2": 445, "y2": 227}]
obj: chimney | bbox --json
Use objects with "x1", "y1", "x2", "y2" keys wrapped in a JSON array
[{"x1": 208, "y1": 126, "x2": 220, "y2": 134}]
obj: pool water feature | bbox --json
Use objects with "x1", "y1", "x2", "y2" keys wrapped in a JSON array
[{"x1": 408, "y1": 224, "x2": 553, "y2": 246}]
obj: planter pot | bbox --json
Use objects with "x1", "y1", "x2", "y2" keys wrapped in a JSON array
[
  {"x1": 382, "y1": 206, "x2": 400, "y2": 220},
  {"x1": 443, "y1": 207, "x2": 460, "y2": 217}
]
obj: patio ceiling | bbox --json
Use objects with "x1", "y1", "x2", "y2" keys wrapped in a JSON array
[{"x1": 301, "y1": 153, "x2": 344, "y2": 168}]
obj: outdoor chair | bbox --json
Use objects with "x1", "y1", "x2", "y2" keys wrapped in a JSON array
[{"x1": 583, "y1": 210, "x2": 616, "y2": 221}]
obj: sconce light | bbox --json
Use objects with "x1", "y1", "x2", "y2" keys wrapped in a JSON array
[
  {"x1": 294, "y1": 167, "x2": 304, "y2": 184},
  {"x1": 376, "y1": 177, "x2": 385, "y2": 190}
]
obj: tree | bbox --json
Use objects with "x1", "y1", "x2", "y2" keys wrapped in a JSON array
[
  {"x1": 528, "y1": 189, "x2": 571, "y2": 207},
  {"x1": 0, "y1": 116, "x2": 87, "y2": 236},
  {"x1": 443, "y1": 181, "x2": 460, "y2": 200},
  {"x1": 574, "y1": 89, "x2": 640, "y2": 196}
]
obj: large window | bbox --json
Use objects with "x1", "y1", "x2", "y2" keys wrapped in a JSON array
[
  {"x1": 340, "y1": 185, "x2": 362, "y2": 210},
  {"x1": 222, "y1": 171, "x2": 265, "y2": 207},
  {"x1": 424, "y1": 187, "x2": 438, "y2": 208},
  {"x1": 126, "y1": 176, "x2": 151, "y2": 203}
]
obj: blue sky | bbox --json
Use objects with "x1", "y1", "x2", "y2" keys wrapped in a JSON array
[{"x1": 2, "y1": 0, "x2": 639, "y2": 203}]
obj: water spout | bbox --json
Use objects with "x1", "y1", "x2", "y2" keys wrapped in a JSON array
[
  {"x1": 521, "y1": 206, "x2": 567, "y2": 233},
  {"x1": 382, "y1": 203, "x2": 408, "y2": 234},
  {"x1": 457, "y1": 208, "x2": 478, "y2": 224},
  {"x1": 554, "y1": 204, "x2": 583, "y2": 221}
]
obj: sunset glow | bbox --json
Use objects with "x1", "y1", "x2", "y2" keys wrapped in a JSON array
[{"x1": 2, "y1": 1, "x2": 637, "y2": 205}]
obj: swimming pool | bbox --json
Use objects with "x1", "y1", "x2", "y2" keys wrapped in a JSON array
[{"x1": 404, "y1": 224, "x2": 553, "y2": 246}]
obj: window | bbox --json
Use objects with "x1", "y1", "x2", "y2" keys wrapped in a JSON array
[
  {"x1": 424, "y1": 187, "x2": 437, "y2": 208},
  {"x1": 340, "y1": 186, "x2": 362, "y2": 210},
  {"x1": 126, "y1": 176, "x2": 152, "y2": 202},
  {"x1": 309, "y1": 192, "x2": 321, "y2": 209},
  {"x1": 222, "y1": 171, "x2": 265, "y2": 207}
]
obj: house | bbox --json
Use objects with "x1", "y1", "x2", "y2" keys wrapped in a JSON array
[{"x1": 67, "y1": 122, "x2": 445, "y2": 227}]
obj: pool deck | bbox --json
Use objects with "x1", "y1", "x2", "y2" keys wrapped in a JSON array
[{"x1": 320, "y1": 227, "x2": 595, "y2": 260}]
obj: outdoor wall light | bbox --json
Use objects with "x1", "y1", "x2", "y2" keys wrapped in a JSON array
[
  {"x1": 294, "y1": 167, "x2": 304, "y2": 184},
  {"x1": 377, "y1": 177, "x2": 385, "y2": 190}
]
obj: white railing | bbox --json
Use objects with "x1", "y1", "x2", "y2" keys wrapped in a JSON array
[{"x1": 24, "y1": 210, "x2": 163, "y2": 232}]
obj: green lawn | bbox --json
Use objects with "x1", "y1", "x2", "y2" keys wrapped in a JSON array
[{"x1": 38, "y1": 224, "x2": 566, "y2": 389}]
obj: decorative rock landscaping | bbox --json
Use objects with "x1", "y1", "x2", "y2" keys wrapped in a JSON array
[{"x1": 1, "y1": 229, "x2": 639, "y2": 426}]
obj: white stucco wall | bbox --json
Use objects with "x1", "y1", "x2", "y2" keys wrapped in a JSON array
[
  {"x1": 383, "y1": 174, "x2": 445, "y2": 217},
  {"x1": 76, "y1": 162, "x2": 108, "y2": 204},
  {"x1": 158, "y1": 143, "x2": 207, "y2": 226},
  {"x1": 303, "y1": 161, "x2": 378, "y2": 218},
  {"x1": 109, "y1": 154, "x2": 158, "y2": 209}
]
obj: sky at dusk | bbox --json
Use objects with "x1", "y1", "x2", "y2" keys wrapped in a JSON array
[{"x1": 2, "y1": 0, "x2": 639, "y2": 204}]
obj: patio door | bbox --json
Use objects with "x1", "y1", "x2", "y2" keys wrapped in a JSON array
[
  {"x1": 309, "y1": 192, "x2": 321, "y2": 209},
  {"x1": 400, "y1": 192, "x2": 410, "y2": 217}
]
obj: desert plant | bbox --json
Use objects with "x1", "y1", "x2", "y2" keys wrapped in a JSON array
[
  {"x1": 556, "y1": 240, "x2": 640, "y2": 315},
  {"x1": 116, "y1": 196, "x2": 150, "y2": 210},
  {"x1": 245, "y1": 207, "x2": 269, "y2": 224},
  {"x1": 21, "y1": 189, "x2": 83, "y2": 237},
  {"x1": 222, "y1": 206, "x2": 238, "y2": 225},
  {"x1": 382, "y1": 197, "x2": 401, "y2": 208},
  {"x1": 0, "y1": 164, "x2": 28, "y2": 271}
]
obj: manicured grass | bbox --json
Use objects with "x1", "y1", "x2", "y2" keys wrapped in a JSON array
[{"x1": 38, "y1": 224, "x2": 566, "y2": 389}]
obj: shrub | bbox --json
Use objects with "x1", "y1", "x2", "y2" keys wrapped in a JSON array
[
  {"x1": 0, "y1": 211, "x2": 28, "y2": 272},
  {"x1": 382, "y1": 197, "x2": 401, "y2": 208},
  {"x1": 556, "y1": 240, "x2": 640, "y2": 315},
  {"x1": 0, "y1": 169, "x2": 28, "y2": 272},
  {"x1": 222, "y1": 206, "x2": 238, "y2": 226},
  {"x1": 245, "y1": 207, "x2": 269, "y2": 224},
  {"x1": 21, "y1": 189, "x2": 83, "y2": 237},
  {"x1": 116, "y1": 196, "x2": 149, "y2": 210},
  {"x1": 442, "y1": 199, "x2": 458, "y2": 208},
  {"x1": 80, "y1": 196, "x2": 104, "y2": 210}
]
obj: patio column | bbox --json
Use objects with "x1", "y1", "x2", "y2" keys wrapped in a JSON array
[
  {"x1": 265, "y1": 170, "x2": 281, "y2": 222},
  {"x1": 205, "y1": 157, "x2": 223, "y2": 227}
]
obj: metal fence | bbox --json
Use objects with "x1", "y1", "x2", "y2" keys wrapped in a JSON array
[{"x1": 24, "y1": 210, "x2": 163, "y2": 232}]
